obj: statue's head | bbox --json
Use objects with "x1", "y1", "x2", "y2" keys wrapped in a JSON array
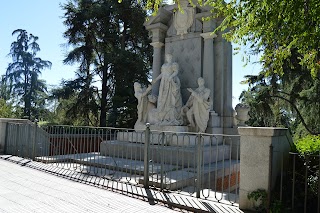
[
  {"x1": 172, "y1": 62, "x2": 179, "y2": 72},
  {"x1": 198, "y1": 77, "x2": 205, "y2": 86},
  {"x1": 165, "y1": 54, "x2": 173, "y2": 63},
  {"x1": 134, "y1": 82, "x2": 141, "y2": 90}
]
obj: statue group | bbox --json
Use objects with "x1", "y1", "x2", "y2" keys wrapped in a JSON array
[{"x1": 134, "y1": 54, "x2": 211, "y2": 132}]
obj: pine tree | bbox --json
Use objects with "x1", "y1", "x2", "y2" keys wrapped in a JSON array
[{"x1": 5, "y1": 29, "x2": 51, "y2": 119}]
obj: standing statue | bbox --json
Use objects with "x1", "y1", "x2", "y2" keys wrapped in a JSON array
[
  {"x1": 152, "y1": 54, "x2": 183, "y2": 125},
  {"x1": 134, "y1": 82, "x2": 152, "y2": 126},
  {"x1": 182, "y1": 77, "x2": 211, "y2": 132}
]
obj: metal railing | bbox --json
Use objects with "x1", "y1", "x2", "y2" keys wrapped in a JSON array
[
  {"x1": 271, "y1": 150, "x2": 320, "y2": 213},
  {"x1": 3, "y1": 122, "x2": 240, "y2": 204}
]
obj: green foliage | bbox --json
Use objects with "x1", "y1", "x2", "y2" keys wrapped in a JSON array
[
  {"x1": 4, "y1": 29, "x2": 51, "y2": 120},
  {"x1": 247, "y1": 189, "x2": 284, "y2": 213},
  {"x1": 295, "y1": 135, "x2": 320, "y2": 155},
  {"x1": 0, "y1": 99, "x2": 15, "y2": 118},
  {"x1": 60, "y1": 0, "x2": 152, "y2": 127},
  {"x1": 210, "y1": 0, "x2": 320, "y2": 78},
  {"x1": 240, "y1": 60, "x2": 320, "y2": 135},
  {"x1": 247, "y1": 189, "x2": 268, "y2": 212}
]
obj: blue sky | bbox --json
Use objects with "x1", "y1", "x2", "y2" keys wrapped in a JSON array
[{"x1": 0, "y1": 0, "x2": 260, "y2": 107}]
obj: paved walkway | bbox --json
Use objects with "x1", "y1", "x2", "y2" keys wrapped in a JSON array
[
  {"x1": 0, "y1": 156, "x2": 243, "y2": 213},
  {"x1": 0, "y1": 159, "x2": 179, "y2": 213}
]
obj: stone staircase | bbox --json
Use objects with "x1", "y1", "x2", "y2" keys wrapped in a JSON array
[
  {"x1": 34, "y1": 129, "x2": 240, "y2": 192},
  {"x1": 99, "y1": 131, "x2": 240, "y2": 191}
]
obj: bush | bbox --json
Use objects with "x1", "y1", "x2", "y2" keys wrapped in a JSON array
[{"x1": 295, "y1": 135, "x2": 320, "y2": 155}]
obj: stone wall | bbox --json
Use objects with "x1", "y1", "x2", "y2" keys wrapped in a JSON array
[
  {"x1": 238, "y1": 127, "x2": 291, "y2": 210},
  {"x1": 0, "y1": 118, "x2": 32, "y2": 154},
  {"x1": 165, "y1": 33, "x2": 202, "y2": 103}
]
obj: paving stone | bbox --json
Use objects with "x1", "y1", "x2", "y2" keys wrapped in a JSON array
[
  {"x1": 0, "y1": 158, "x2": 178, "y2": 213},
  {"x1": 0, "y1": 155, "x2": 244, "y2": 213}
]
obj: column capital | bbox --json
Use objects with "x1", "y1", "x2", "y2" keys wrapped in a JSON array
[
  {"x1": 150, "y1": 42, "x2": 164, "y2": 48},
  {"x1": 200, "y1": 32, "x2": 217, "y2": 40}
]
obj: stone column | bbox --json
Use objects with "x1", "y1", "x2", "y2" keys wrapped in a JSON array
[
  {"x1": 150, "y1": 42, "x2": 164, "y2": 96},
  {"x1": 223, "y1": 41, "x2": 234, "y2": 127},
  {"x1": 238, "y1": 127, "x2": 291, "y2": 211},
  {"x1": 145, "y1": 23, "x2": 168, "y2": 96},
  {"x1": 213, "y1": 31, "x2": 224, "y2": 117},
  {"x1": 200, "y1": 32, "x2": 216, "y2": 110}
]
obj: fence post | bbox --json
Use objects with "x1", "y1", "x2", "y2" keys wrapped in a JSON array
[
  {"x1": 196, "y1": 133, "x2": 202, "y2": 198},
  {"x1": 32, "y1": 119, "x2": 38, "y2": 160},
  {"x1": 3, "y1": 123, "x2": 9, "y2": 154},
  {"x1": 143, "y1": 123, "x2": 150, "y2": 188},
  {"x1": 15, "y1": 124, "x2": 20, "y2": 156},
  {"x1": 267, "y1": 145, "x2": 273, "y2": 213},
  {"x1": 160, "y1": 132, "x2": 165, "y2": 190}
]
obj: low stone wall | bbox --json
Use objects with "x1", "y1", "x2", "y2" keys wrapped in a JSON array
[
  {"x1": 0, "y1": 118, "x2": 33, "y2": 154},
  {"x1": 238, "y1": 127, "x2": 291, "y2": 210}
]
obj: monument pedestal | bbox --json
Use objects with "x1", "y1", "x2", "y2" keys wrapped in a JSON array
[
  {"x1": 118, "y1": 126, "x2": 220, "y2": 146},
  {"x1": 135, "y1": 124, "x2": 189, "y2": 132}
]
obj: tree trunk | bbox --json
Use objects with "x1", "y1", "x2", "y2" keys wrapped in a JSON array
[{"x1": 100, "y1": 58, "x2": 108, "y2": 127}]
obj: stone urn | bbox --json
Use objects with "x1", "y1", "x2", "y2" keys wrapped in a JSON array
[{"x1": 235, "y1": 103, "x2": 250, "y2": 126}]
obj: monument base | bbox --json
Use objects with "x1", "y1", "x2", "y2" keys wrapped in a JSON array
[
  {"x1": 100, "y1": 140, "x2": 231, "y2": 167},
  {"x1": 116, "y1": 130, "x2": 221, "y2": 146},
  {"x1": 135, "y1": 123, "x2": 189, "y2": 132}
]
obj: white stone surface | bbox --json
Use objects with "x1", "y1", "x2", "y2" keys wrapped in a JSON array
[
  {"x1": 151, "y1": 54, "x2": 183, "y2": 126},
  {"x1": 100, "y1": 140, "x2": 230, "y2": 167},
  {"x1": 173, "y1": 0, "x2": 194, "y2": 37},
  {"x1": 182, "y1": 77, "x2": 211, "y2": 132},
  {"x1": 235, "y1": 104, "x2": 250, "y2": 126},
  {"x1": 116, "y1": 130, "x2": 219, "y2": 146},
  {"x1": 134, "y1": 82, "x2": 152, "y2": 127},
  {"x1": 144, "y1": 3, "x2": 235, "y2": 133},
  {"x1": 238, "y1": 127, "x2": 290, "y2": 211}
]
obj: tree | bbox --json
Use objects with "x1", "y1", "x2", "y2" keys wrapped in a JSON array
[
  {"x1": 0, "y1": 99, "x2": 15, "y2": 118},
  {"x1": 144, "y1": 0, "x2": 320, "y2": 134},
  {"x1": 240, "y1": 62, "x2": 320, "y2": 135},
  {"x1": 61, "y1": 0, "x2": 152, "y2": 127},
  {"x1": 146, "y1": 0, "x2": 320, "y2": 77},
  {"x1": 5, "y1": 29, "x2": 51, "y2": 119}
]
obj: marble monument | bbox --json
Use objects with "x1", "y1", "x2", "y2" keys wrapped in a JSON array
[{"x1": 139, "y1": 0, "x2": 236, "y2": 134}]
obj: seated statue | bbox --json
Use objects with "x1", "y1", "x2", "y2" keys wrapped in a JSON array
[
  {"x1": 182, "y1": 77, "x2": 211, "y2": 132},
  {"x1": 134, "y1": 82, "x2": 152, "y2": 126}
]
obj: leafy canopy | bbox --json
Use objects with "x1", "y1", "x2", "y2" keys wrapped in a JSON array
[
  {"x1": 145, "y1": 0, "x2": 320, "y2": 78},
  {"x1": 56, "y1": 0, "x2": 152, "y2": 127}
]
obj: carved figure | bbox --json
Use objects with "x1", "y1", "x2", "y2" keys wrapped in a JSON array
[
  {"x1": 182, "y1": 77, "x2": 211, "y2": 132},
  {"x1": 152, "y1": 54, "x2": 183, "y2": 125},
  {"x1": 134, "y1": 82, "x2": 152, "y2": 125},
  {"x1": 174, "y1": 0, "x2": 195, "y2": 38}
]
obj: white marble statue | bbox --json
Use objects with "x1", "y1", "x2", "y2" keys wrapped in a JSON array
[
  {"x1": 134, "y1": 82, "x2": 152, "y2": 126},
  {"x1": 182, "y1": 77, "x2": 211, "y2": 132},
  {"x1": 152, "y1": 54, "x2": 183, "y2": 125}
]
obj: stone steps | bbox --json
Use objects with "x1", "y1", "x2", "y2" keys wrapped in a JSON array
[
  {"x1": 145, "y1": 160, "x2": 239, "y2": 191},
  {"x1": 100, "y1": 140, "x2": 231, "y2": 167},
  {"x1": 36, "y1": 152, "x2": 239, "y2": 191}
]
